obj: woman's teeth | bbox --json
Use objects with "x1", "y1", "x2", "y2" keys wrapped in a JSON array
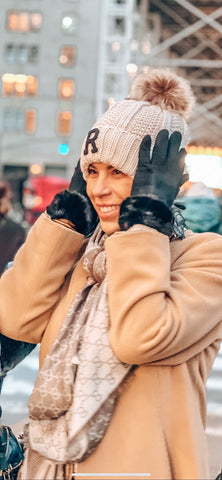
[{"x1": 100, "y1": 206, "x2": 117, "y2": 213}]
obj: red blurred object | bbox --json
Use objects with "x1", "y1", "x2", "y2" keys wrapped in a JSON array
[{"x1": 23, "y1": 175, "x2": 69, "y2": 224}]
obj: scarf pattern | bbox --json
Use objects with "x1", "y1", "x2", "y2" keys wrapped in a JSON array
[{"x1": 27, "y1": 226, "x2": 131, "y2": 464}]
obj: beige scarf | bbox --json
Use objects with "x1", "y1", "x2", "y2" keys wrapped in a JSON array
[{"x1": 27, "y1": 226, "x2": 131, "y2": 464}]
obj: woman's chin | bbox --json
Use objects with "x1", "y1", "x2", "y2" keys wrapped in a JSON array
[{"x1": 99, "y1": 218, "x2": 120, "y2": 235}]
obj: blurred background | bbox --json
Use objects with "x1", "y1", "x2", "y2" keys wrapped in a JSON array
[
  {"x1": 0, "y1": 0, "x2": 222, "y2": 475},
  {"x1": 1, "y1": 0, "x2": 222, "y2": 227}
]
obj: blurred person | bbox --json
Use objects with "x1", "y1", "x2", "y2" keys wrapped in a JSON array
[
  {"x1": 0, "y1": 69, "x2": 222, "y2": 480},
  {"x1": 0, "y1": 181, "x2": 34, "y2": 424},
  {"x1": 0, "y1": 334, "x2": 36, "y2": 399},
  {"x1": 0, "y1": 181, "x2": 26, "y2": 276},
  {"x1": 179, "y1": 181, "x2": 222, "y2": 234}
]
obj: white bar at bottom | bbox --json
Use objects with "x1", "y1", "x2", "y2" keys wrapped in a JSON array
[{"x1": 73, "y1": 474, "x2": 151, "y2": 477}]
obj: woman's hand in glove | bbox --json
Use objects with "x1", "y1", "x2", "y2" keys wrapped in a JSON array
[
  {"x1": 46, "y1": 160, "x2": 98, "y2": 237},
  {"x1": 119, "y1": 130, "x2": 187, "y2": 236},
  {"x1": 131, "y1": 129, "x2": 187, "y2": 207}
]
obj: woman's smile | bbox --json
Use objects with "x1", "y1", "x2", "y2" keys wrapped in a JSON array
[{"x1": 96, "y1": 204, "x2": 120, "y2": 218}]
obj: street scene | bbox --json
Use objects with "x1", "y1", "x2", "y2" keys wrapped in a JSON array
[{"x1": 1, "y1": 1, "x2": 222, "y2": 479}]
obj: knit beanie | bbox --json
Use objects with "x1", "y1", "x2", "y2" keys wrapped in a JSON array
[{"x1": 80, "y1": 68, "x2": 195, "y2": 180}]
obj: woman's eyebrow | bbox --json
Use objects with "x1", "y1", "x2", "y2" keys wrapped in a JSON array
[{"x1": 107, "y1": 165, "x2": 120, "y2": 171}]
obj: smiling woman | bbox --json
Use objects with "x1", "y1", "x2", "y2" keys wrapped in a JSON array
[
  {"x1": 1, "y1": 68, "x2": 222, "y2": 480},
  {"x1": 86, "y1": 163, "x2": 133, "y2": 235}
]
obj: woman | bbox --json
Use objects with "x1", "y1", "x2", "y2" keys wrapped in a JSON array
[{"x1": 0, "y1": 68, "x2": 222, "y2": 480}]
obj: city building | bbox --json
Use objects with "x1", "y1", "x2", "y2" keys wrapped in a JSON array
[{"x1": 0, "y1": 0, "x2": 148, "y2": 204}]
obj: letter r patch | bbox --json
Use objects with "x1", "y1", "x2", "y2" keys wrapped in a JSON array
[{"x1": 84, "y1": 128, "x2": 99, "y2": 155}]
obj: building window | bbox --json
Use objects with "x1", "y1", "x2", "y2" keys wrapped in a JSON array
[
  {"x1": 56, "y1": 111, "x2": 72, "y2": 135},
  {"x1": 58, "y1": 79, "x2": 75, "y2": 99},
  {"x1": 115, "y1": 17, "x2": 125, "y2": 34},
  {"x1": 107, "y1": 41, "x2": 124, "y2": 63},
  {"x1": 4, "y1": 44, "x2": 39, "y2": 64},
  {"x1": 3, "y1": 108, "x2": 36, "y2": 133},
  {"x1": 30, "y1": 12, "x2": 42, "y2": 31},
  {"x1": 29, "y1": 46, "x2": 39, "y2": 63},
  {"x1": 108, "y1": 16, "x2": 126, "y2": 36},
  {"x1": 17, "y1": 45, "x2": 29, "y2": 63},
  {"x1": 7, "y1": 10, "x2": 42, "y2": 32},
  {"x1": 61, "y1": 14, "x2": 78, "y2": 33},
  {"x1": 2, "y1": 73, "x2": 38, "y2": 97},
  {"x1": 4, "y1": 45, "x2": 16, "y2": 64},
  {"x1": 25, "y1": 109, "x2": 36, "y2": 133},
  {"x1": 59, "y1": 46, "x2": 76, "y2": 66}
]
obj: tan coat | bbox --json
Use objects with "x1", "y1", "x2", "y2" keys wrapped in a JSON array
[{"x1": 1, "y1": 213, "x2": 222, "y2": 480}]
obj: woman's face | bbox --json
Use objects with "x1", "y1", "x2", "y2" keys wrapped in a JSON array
[{"x1": 86, "y1": 162, "x2": 133, "y2": 235}]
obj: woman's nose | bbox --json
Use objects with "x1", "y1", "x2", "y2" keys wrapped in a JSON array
[{"x1": 93, "y1": 174, "x2": 111, "y2": 197}]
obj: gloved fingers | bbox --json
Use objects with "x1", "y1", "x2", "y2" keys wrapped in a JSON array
[
  {"x1": 176, "y1": 148, "x2": 187, "y2": 177},
  {"x1": 151, "y1": 129, "x2": 169, "y2": 167},
  {"x1": 138, "y1": 135, "x2": 152, "y2": 168},
  {"x1": 167, "y1": 131, "x2": 184, "y2": 168}
]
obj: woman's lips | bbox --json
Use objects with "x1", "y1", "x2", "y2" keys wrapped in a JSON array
[{"x1": 96, "y1": 204, "x2": 120, "y2": 219}]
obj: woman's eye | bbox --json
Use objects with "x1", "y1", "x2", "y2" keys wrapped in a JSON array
[
  {"x1": 112, "y1": 169, "x2": 122, "y2": 176},
  {"x1": 88, "y1": 167, "x2": 97, "y2": 176}
]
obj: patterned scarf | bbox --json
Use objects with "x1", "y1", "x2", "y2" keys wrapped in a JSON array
[{"x1": 27, "y1": 226, "x2": 131, "y2": 464}]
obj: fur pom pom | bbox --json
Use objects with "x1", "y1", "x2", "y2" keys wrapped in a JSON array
[{"x1": 129, "y1": 68, "x2": 195, "y2": 120}]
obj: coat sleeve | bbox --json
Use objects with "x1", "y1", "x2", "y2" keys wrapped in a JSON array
[
  {"x1": 105, "y1": 227, "x2": 222, "y2": 365},
  {"x1": 0, "y1": 213, "x2": 84, "y2": 343}
]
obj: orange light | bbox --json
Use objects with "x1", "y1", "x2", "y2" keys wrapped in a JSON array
[
  {"x1": 31, "y1": 13, "x2": 42, "y2": 30},
  {"x1": 62, "y1": 112, "x2": 71, "y2": 120},
  {"x1": 187, "y1": 145, "x2": 222, "y2": 156},
  {"x1": 57, "y1": 111, "x2": 72, "y2": 135},
  {"x1": 59, "y1": 80, "x2": 74, "y2": 98},
  {"x1": 108, "y1": 97, "x2": 115, "y2": 107},
  {"x1": 25, "y1": 110, "x2": 36, "y2": 133},
  {"x1": 18, "y1": 12, "x2": 29, "y2": 32},
  {"x1": 34, "y1": 195, "x2": 43, "y2": 207},
  {"x1": 27, "y1": 76, "x2": 38, "y2": 95},
  {"x1": 60, "y1": 55, "x2": 68, "y2": 64},
  {"x1": 8, "y1": 12, "x2": 18, "y2": 31},
  {"x1": 2, "y1": 73, "x2": 15, "y2": 83},
  {"x1": 63, "y1": 86, "x2": 72, "y2": 96},
  {"x1": 126, "y1": 63, "x2": 138, "y2": 74},
  {"x1": 15, "y1": 84, "x2": 25, "y2": 94},
  {"x1": 30, "y1": 164, "x2": 43, "y2": 175}
]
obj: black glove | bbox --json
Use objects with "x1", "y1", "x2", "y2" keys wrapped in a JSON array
[
  {"x1": 47, "y1": 160, "x2": 98, "y2": 237},
  {"x1": 119, "y1": 130, "x2": 187, "y2": 237},
  {"x1": 131, "y1": 129, "x2": 187, "y2": 206}
]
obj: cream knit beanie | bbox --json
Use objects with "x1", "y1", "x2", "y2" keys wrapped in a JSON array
[{"x1": 80, "y1": 68, "x2": 195, "y2": 180}]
